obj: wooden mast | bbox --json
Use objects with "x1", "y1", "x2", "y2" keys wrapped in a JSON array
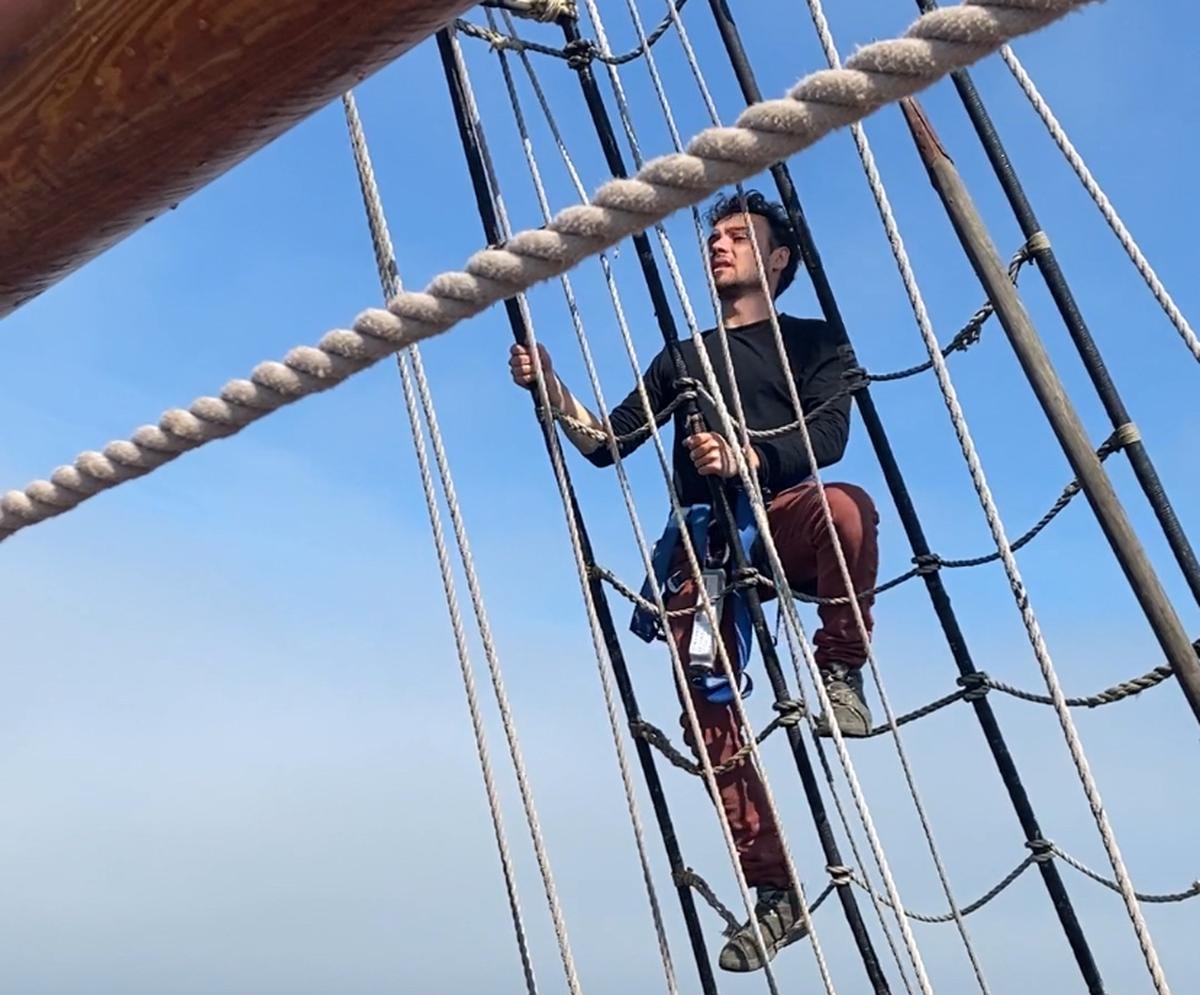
[{"x1": 0, "y1": 0, "x2": 476, "y2": 318}]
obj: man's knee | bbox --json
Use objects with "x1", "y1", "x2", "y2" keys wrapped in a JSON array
[{"x1": 823, "y1": 483, "x2": 877, "y2": 541}]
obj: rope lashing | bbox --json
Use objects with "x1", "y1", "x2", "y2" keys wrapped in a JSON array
[
  {"x1": 1025, "y1": 838, "x2": 1055, "y2": 862},
  {"x1": 1024, "y1": 229, "x2": 1052, "y2": 254},
  {"x1": 0, "y1": 0, "x2": 1102, "y2": 544},
  {"x1": 1113, "y1": 421, "x2": 1141, "y2": 447},
  {"x1": 486, "y1": 0, "x2": 577, "y2": 22}
]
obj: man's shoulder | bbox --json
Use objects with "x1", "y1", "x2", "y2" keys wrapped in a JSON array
[
  {"x1": 777, "y1": 314, "x2": 839, "y2": 351},
  {"x1": 778, "y1": 313, "x2": 831, "y2": 335}
]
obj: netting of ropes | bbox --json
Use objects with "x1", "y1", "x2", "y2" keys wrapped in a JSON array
[{"x1": 5, "y1": 1, "x2": 1200, "y2": 993}]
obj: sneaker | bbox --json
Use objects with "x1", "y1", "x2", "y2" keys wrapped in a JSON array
[
  {"x1": 814, "y1": 664, "x2": 871, "y2": 737},
  {"x1": 718, "y1": 886, "x2": 807, "y2": 973}
]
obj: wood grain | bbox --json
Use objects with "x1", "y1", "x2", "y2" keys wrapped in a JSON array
[{"x1": 0, "y1": 0, "x2": 475, "y2": 317}]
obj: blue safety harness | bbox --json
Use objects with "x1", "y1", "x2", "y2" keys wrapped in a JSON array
[{"x1": 630, "y1": 491, "x2": 759, "y2": 703}]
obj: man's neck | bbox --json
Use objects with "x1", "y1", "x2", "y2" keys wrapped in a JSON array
[{"x1": 720, "y1": 291, "x2": 775, "y2": 329}]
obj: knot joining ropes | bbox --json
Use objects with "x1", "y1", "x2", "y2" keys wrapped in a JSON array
[
  {"x1": 0, "y1": 0, "x2": 1103, "y2": 543},
  {"x1": 563, "y1": 37, "x2": 598, "y2": 69},
  {"x1": 1025, "y1": 838, "x2": 1055, "y2": 863},
  {"x1": 956, "y1": 671, "x2": 992, "y2": 702}
]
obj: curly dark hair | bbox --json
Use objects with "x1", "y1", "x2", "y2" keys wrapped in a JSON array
[{"x1": 705, "y1": 189, "x2": 800, "y2": 298}]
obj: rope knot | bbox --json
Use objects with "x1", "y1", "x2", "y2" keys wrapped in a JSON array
[
  {"x1": 563, "y1": 37, "x2": 597, "y2": 69},
  {"x1": 1112, "y1": 421, "x2": 1141, "y2": 449},
  {"x1": 1025, "y1": 838, "x2": 1055, "y2": 863},
  {"x1": 1023, "y1": 230, "x2": 1052, "y2": 256},
  {"x1": 913, "y1": 553, "x2": 943, "y2": 576},
  {"x1": 826, "y1": 864, "x2": 853, "y2": 886},
  {"x1": 732, "y1": 566, "x2": 767, "y2": 590},
  {"x1": 841, "y1": 364, "x2": 870, "y2": 393},
  {"x1": 671, "y1": 376, "x2": 703, "y2": 401},
  {"x1": 528, "y1": 0, "x2": 577, "y2": 21},
  {"x1": 772, "y1": 698, "x2": 807, "y2": 727},
  {"x1": 956, "y1": 671, "x2": 991, "y2": 701}
]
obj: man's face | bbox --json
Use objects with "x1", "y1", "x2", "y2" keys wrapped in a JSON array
[{"x1": 707, "y1": 212, "x2": 785, "y2": 299}]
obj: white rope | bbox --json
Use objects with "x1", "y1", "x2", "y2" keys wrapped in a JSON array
[
  {"x1": 0, "y1": 0, "x2": 1099, "y2": 542},
  {"x1": 596, "y1": 2, "x2": 947, "y2": 991},
  {"x1": 802, "y1": 54, "x2": 1177, "y2": 995},
  {"x1": 629, "y1": 3, "x2": 915, "y2": 991},
  {"x1": 494, "y1": 18, "x2": 801, "y2": 993},
  {"x1": 999, "y1": 45, "x2": 1200, "y2": 363},
  {"x1": 451, "y1": 28, "x2": 684, "y2": 993},
  {"x1": 341, "y1": 91, "x2": 584, "y2": 995},
  {"x1": 759, "y1": 1, "x2": 995, "y2": 988},
  {"x1": 343, "y1": 90, "x2": 545, "y2": 994}
]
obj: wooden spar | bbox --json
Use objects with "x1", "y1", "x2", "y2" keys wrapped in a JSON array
[
  {"x1": 900, "y1": 95, "x2": 1200, "y2": 723},
  {"x1": 0, "y1": 0, "x2": 476, "y2": 318}
]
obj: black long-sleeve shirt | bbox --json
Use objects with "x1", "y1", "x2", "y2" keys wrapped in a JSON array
[{"x1": 584, "y1": 315, "x2": 852, "y2": 505}]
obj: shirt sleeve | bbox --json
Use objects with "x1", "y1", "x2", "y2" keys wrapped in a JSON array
[
  {"x1": 584, "y1": 347, "x2": 675, "y2": 468},
  {"x1": 751, "y1": 323, "x2": 851, "y2": 492}
]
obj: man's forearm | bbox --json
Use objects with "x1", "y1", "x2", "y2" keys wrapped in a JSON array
[{"x1": 552, "y1": 379, "x2": 604, "y2": 456}]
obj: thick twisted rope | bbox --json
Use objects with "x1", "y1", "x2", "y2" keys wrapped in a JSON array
[
  {"x1": 0, "y1": 0, "x2": 1098, "y2": 543},
  {"x1": 998, "y1": 46, "x2": 1200, "y2": 363}
]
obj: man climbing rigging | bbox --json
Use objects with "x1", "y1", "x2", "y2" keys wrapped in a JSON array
[{"x1": 508, "y1": 190, "x2": 880, "y2": 973}]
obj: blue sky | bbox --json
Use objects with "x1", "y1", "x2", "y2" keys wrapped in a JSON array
[{"x1": 2, "y1": 1, "x2": 1198, "y2": 993}]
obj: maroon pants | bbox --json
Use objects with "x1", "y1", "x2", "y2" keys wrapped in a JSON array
[{"x1": 666, "y1": 481, "x2": 879, "y2": 888}]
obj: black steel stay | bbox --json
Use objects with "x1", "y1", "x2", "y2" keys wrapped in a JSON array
[
  {"x1": 703, "y1": 1, "x2": 1107, "y2": 991},
  {"x1": 435, "y1": 29, "x2": 719, "y2": 995}
]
